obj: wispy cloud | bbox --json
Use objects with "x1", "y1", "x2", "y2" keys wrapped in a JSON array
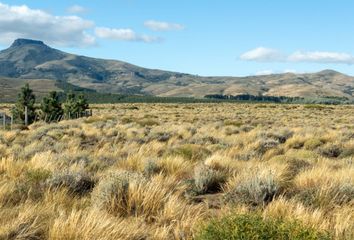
[
  {"x1": 0, "y1": 2, "x2": 95, "y2": 47},
  {"x1": 67, "y1": 5, "x2": 87, "y2": 14},
  {"x1": 95, "y1": 27, "x2": 160, "y2": 43},
  {"x1": 240, "y1": 47, "x2": 284, "y2": 62},
  {"x1": 255, "y1": 69, "x2": 299, "y2": 76},
  {"x1": 144, "y1": 20, "x2": 184, "y2": 31},
  {"x1": 241, "y1": 47, "x2": 354, "y2": 64},
  {"x1": 288, "y1": 51, "x2": 354, "y2": 64},
  {"x1": 255, "y1": 70, "x2": 274, "y2": 75},
  {"x1": 283, "y1": 69, "x2": 297, "y2": 73}
]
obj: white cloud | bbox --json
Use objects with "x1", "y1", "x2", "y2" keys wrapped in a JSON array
[
  {"x1": 288, "y1": 51, "x2": 354, "y2": 64},
  {"x1": 241, "y1": 47, "x2": 354, "y2": 64},
  {"x1": 144, "y1": 20, "x2": 184, "y2": 31},
  {"x1": 283, "y1": 69, "x2": 297, "y2": 73},
  {"x1": 0, "y1": 2, "x2": 95, "y2": 47},
  {"x1": 255, "y1": 70, "x2": 274, "y2": 75},
  {"x1": 67, "y1": 5, "x2": 86, "y2": 14},
  {"x1": 95, "y1": 27, "x2": 160, "y2": 43},
  {"x1": 240, "y1": 47, "x2": 284, "y2": 62}
]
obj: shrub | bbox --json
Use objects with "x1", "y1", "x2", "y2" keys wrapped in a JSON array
[
  {"x1": 92, "y1": 171, "x2": 146, "y2": 216},
  {"x1": 26, "y1": 168, "x2": 52, "y2": 184},
  {"x1": 195, "y1": 213, "x2": 331, "y2": 240},
  {"x1": 155, "y1": 132, "x2": 171, "y2": 142},
  {"x1": 192, "y1": 165, "x2": 227, "y2": 195},
  {"x1": 268, "y1": 129, "x2": 293, "y2": 143},
  {"x1": 47, "y1": 171, "x2": 95, "y2": 196},
  {"x1": 255, "y1": 139, "x2": 280, "y2": 155},
  {"x1": 168, "y1": 144, "x2": 211, "y2": 162},
  {"x1": 318, "y1": 144, "x2": 343, "y2": 158},
  {"x1": 143, "y1": 160, "x2": 161, "y2": 177},
  {"x1": 225, "y1": 172, "x2": 278, "y2": 206}
]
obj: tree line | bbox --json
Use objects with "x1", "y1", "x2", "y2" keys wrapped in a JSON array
[
  {"x1": 204, "y1": 94, "x2": 304, "y2": 103},
  {"x1": 204, "y1": 94, "x2": 352, "y2": 104},
  {"x1": 12, "y1": 84, "x2": 90, "y2": 125}
]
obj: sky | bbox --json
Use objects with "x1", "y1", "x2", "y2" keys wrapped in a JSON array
[{"x1": 1, "y1": 0, "x2": 354, "y2": 76}]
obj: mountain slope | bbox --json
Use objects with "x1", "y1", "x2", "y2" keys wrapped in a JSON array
[{"x1": 0, "y1": 39, "x2": 354, "y2": 99}]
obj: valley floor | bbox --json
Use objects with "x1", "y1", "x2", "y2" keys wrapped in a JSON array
[{"x1": 0, "y1": 103, "x2": 353, "y2": 239}]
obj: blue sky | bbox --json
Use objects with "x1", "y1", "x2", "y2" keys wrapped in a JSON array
[{"x1": 1, "y1": 0, "x2": 354, "y2": 76}]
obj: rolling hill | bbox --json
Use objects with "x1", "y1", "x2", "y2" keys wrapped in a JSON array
[{"x1": 1, "y1": 38, "x2": 354, "y2": 101}]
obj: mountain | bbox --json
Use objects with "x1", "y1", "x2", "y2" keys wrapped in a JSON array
[{"x1": 1, "y1": 38, "x2": 354, "y2": 100}]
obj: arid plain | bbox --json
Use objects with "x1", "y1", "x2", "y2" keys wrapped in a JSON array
[{"x1": 0, "y1": 103, "x2": 353, "y2": 239}]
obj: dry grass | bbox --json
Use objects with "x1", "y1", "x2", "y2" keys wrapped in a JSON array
[{"x1": 0, "y1": 103, "x2": 353, "y2": 239}]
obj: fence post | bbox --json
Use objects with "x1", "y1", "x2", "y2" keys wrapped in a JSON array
[
  {"x1": 11, "y1": 115, "x2": 13, "y2": 130},
  {"x1": 24, "y1": 106, "x2": 28, "y2": 126}
]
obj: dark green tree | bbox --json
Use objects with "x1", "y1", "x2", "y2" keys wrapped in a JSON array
[
  {"x1": 12, "y1": 83, "x2": 36, "y2": 125},
  {"x1": 41, "y1": 91, "x2": 63, "y2": 122},
  {"x1": 63, "y1": 92, "x2": 77, "y2": 119},
  {"x1": 76, "y1": 94, "x2": 89, "y2": 115},
  {"x1": 63, "y1": 93, "x2": 89, "y2": 119}
]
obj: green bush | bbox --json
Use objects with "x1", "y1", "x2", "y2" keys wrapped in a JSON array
[{"x1": 195, "y1": 213, "x2": 331, "y2": 240}]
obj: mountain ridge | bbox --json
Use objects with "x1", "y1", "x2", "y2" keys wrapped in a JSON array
[{"x1": 0, "y1": 39, "x2": 354, "y2": 99}]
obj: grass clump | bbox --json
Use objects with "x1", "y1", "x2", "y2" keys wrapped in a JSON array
[
  {"x1": 225, "y1": 171, "x2": 279, "y2": 206},
  {"x1": 136, "y1": 118, "x2": 159, "y2": 127},
  {"x1": 286, "y1": 136, "x2": 306, "y2": 149},
  {"x1": 191, "y1": 165, "x2": 227, "y2": 195},
  {"x1": 224, "y1": 120, "x2": 243, "y2": 127},
  {"x1": 195, "y1": 213, "x2": 331, "y2": 240},
  {"x1": 91, "y1": 170, "x2": 146, "y2": 216},
  {"x1": 168, "y1": 144, "x2": 211, "y2": 162},
  {"x1": 304, "y1": 138, "x2": 324, "y2": 150}
]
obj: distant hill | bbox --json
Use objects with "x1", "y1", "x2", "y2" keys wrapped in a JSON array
[{"x1": 0, "y1": 38, "x2": 354, "y2": 100}]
